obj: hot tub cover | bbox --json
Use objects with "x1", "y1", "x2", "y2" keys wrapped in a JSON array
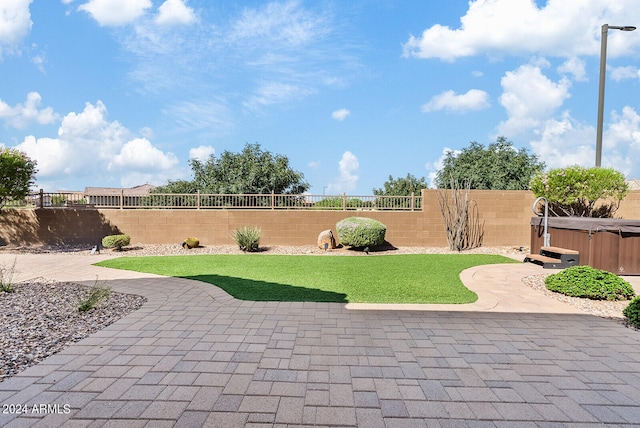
[{"x1": 530, "y1": 216, "x2": 640, "y2": 233}]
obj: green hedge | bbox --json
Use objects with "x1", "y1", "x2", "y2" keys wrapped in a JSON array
[
  {"x1": 101, "y1": 234, "x2": 131, "y2": 251},
  {"x1": 336, "y1": 217, "x2": 386, "y2": 248},
  {"x1": 623, "y1": 297, "x2": 640, "y2": 328}
]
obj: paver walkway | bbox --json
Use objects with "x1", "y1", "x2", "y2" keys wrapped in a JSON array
[{"x1": 0, "y1": 253, "x2": 639, "y2": 427}]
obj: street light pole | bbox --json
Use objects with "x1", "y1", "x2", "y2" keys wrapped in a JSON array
[{"x1": 596, "y1": 24, "x2": 636, "y2": 167}]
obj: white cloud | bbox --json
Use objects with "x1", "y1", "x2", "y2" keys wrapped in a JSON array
[
  {"x1": 326, "y1": 151, "x2": 359, "y2": 194},
  {"x1": 189, "y1": 145, "x2": 215, "y2": 161},
  {"x1": 230, "y1": 0, "x2": 329, "y2": 47},
  {"x1": 402, "y1": 0, "x2": 640, "y2": 61},
  {"x1": 497, "y1": 64, "x2": 571, "y2": 135},
  {"x1": 331, "y1": 108, "x2": 350, "y2": 121},
  {"x1": 15, "y1": 101, "x2": 181, "y2": 188},
  {"x1": 610, "y1": 65, "x2": 640, "y2": 81},
  {"x1": 155, "y1": 0, "x2": 197, "y2": 26},
  {"x1": 78, "y1": 0, "x2": 152, "y2": 26},
  {"x1": 421, "y1": 89, "x2": 490, "y2": 113},
  {"x1": 163, "y1": 100, "x2": 235, "y2": 137},
  {"x1": 529, "y1": 107, "x2": 640, "y2": 178},
  {"x1": 529, "y1": 113, "x2": 596, "y2": 171},
  {"x1": 0, "y1": 0, "x2": 32, "y2": 58},
  {"x1": 112, "y1": 138, "x2": 178, "y2": 170},
  {"x1": 558, "y1": 57, "x2": 587, "y2": 82},
  {"x1": 0, "y1": 92, "x2": 59, "y2": 129},
  {"x1": 244, "y1": 82, "x2": 314, "y2": 110},
  {"x1": 307, "y1": 160, "x2": 320, "y2": 169}
]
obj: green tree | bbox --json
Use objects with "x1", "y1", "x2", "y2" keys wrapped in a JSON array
[
  {"x1": 529, "y1": 166, "x2": 628, "y2": 217},
  {"x1": 0, "y1": 148, "x2": 37, "y2": 210},
  {"x1": 155, "y1": 143, "x2": 309, "y2": 195},
  {"x1": 373, "y1": 173, "x2": 428, "y2": 196},
  {"x1": 435, "y1": 137, "x2": 545, "y2": 190}
]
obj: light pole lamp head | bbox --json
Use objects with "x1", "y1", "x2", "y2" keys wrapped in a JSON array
[{"x1": 606, "y1": 25, "x2": 637, "y2": 31}]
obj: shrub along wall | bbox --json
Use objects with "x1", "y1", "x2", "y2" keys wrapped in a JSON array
[{"x1": 2, "y1": 189, "x2": 639, "y2": 248}]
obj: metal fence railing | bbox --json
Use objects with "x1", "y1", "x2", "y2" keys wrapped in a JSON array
[{"x1": 6, "y1": 190, "x2": 423, "y2": 211}]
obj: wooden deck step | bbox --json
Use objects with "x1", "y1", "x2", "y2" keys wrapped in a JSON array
[
  {"x1": 524, "y1": 247, "x2": 580, "y2": 269},
  {"x1": 541, "y1": 246, "x2": 579, "y2": 255},
  {"x1": 524, "y1": 254, "x2": 560, "y2": 264}
]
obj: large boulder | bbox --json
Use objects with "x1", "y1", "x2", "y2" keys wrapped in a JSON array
[{"x1": 317, "y1": 229, "x2": 337, "y2": 250}]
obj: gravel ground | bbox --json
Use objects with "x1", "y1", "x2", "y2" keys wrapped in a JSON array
[
  {"x1": 0, "y1": 243, "x2": 529, "y2": 257},
  {"x1": 0, "y1": 243, "x2": 636, "y2": 383},
  {"x1": 0, "y1": 278, "x2": 146, "y2": 382}
]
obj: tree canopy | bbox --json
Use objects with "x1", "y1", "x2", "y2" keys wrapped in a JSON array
[
  {"x1": 530, "y1": 166, "x2": 628, "y2": 217},
  {"x1": 155, "y1": 143, "x2": 309, "y2": 194},
  {"x1": 373, "y1": 173, "x2": 428, "y2": 196},
  {"x1": 0, "y1": 148, "x2": 37, "y2": 209},
  {"x1": 435, "y1": 137, "x2": 545, "y2": 190}
]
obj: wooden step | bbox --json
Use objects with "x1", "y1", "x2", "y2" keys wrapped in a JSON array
[
  {"x1": 525, "y1": 254, "x2": 561, "y2": 264},
  {"x1": 541, "y1": 246, "x2": 579, "y2": 255},
  {"x1": 524, "y1": 248, "x2": 580, "y2": 269}
]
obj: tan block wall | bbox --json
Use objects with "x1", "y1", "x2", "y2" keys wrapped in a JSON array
[
  {"x1": 2, "y1": 189, "x2": 639, "y2": 248},
  {"x1": 617, "y1": 190, "x2": 640, "y2": 219}
]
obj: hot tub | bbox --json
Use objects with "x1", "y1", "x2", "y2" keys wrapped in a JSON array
[{"x1": 530, "y1": 216, "x2": 640, "y2": 275}]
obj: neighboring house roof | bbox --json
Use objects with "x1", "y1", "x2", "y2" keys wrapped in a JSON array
[
  {"x1": 84, "y1": 184, "x2": 156, "y2": 196},
  {"x1": 627, "y1": 179, "x2": 640, "y2": 190}
]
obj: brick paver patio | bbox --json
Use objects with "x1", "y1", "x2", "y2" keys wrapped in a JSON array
[{"x1": 0, "y1": 253, "x2": 639, "y2": 427}]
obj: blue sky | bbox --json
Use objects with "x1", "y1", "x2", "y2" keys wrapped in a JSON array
[{"x1": 1, "y1": 0, "x2": 640, "y2": 194}]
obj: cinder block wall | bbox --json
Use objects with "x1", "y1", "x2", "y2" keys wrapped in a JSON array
[{"x1": 2, "y1": 190, "x2": 638, "y2": 248}]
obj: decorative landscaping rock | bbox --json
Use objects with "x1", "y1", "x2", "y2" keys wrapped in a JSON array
[
  {"x1": 182, "y1": 237, "x2": 200, "y2": 249},
  {"x1": 317, "y1": 229, "x2": 336, "y2": 250}
]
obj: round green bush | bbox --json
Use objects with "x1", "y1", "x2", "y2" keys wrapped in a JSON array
[
  {"x1": 336, "y1": 217, "x2": 386, "y2": 248},
  {"x1": 101, "y1": 234, "x2": 131, "y2": 251},
  {"x1": 623, "y1": 296, "x2": 640, "y2": 328},
  {"x1": 545, "y1": 265, "x2": 635, "y2": 301}
]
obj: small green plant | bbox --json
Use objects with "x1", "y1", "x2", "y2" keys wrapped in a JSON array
[
  {"x1": 336, "y1": 217, "x2": 386, "y2": 248},
  {"x1": 182, "y1": 237, "x2": 200, "y2": 249},
  {"x1": 77, "y1": 281, "x2": 111, "y2": 312},
  {"x1": 51, "y1": 194, "x2": 67, "y2": 206},
  {"x1": 623, "y1": 296, "x2": 640, "y2": 328},
  {"x1": 0, "y1": 257, "x2": 17, "y2": 293},
  {"x1": 232, "y1": 226, "x2": 261, "y2": 252},
  {"x1": 545, "y1": 265, "x2": 635, "y2": 301},
  {"x1": 102, "y1": 234, "x2": 131, "y2": 251}
]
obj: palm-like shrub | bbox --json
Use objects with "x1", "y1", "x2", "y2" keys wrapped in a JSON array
[
  {"x1": 336, "y1": 217, "x2": 386, "y2": 248},
  {"x1": 232, "y1": 226, "x2": 261, "y2": 252}
]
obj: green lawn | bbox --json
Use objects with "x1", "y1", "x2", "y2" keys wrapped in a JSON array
[{"x1": 95, "y1": 254, "x2": 518, "y2": 304}]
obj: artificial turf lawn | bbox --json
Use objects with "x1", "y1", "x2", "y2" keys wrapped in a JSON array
[{"x1": 95, "y1": 253, "x2": 518, "y2": 304}]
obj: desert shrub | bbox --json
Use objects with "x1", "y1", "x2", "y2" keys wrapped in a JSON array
[
  {"x1": 0, "y1": 257, "x2": 17, "y2": 293},
  {"x1": 623, "y1": 296, "x2": 640, "y2": 328},
  {"x1": 545, "y1": 265, "x2": 635, "y2": 301},
  {"x1": 182, "y1": 237, "x2": 200, "y2": 249},
  {"x1": 232, "y1": 226, "x2": 261, "y2": 252},
  {"x1": 336, "y1": 217, "x2": 386, "y2": 248},
  {"x1": 530, "y1": 166, "x2": 628, "y2": 217},
  {"x1": 77, "y1": 282, "x2": 111, "y2": 312},
  {"x1": 101, "y1": 234, "x2": 131, "y2": 251}
]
